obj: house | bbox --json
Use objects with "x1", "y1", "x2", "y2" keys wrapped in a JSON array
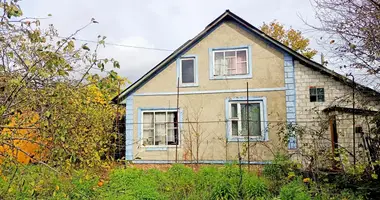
[{"x1": 112, "y1": 10, "x2": 380, "y2": 165}]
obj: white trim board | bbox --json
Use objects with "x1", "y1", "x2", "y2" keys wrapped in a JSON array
[{"x1": 134, "y1": 87, "x2": 286, "y2": 96}]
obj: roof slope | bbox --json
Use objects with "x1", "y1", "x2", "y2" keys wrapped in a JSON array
[{"x1": 112, "y1": 10, "x2": 380, "y2": 103}]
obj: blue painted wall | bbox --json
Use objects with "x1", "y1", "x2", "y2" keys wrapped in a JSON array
[
  {"x1": 125, "y1": 96, "x2": 134, "y2": 160},
  {"x1": 284, "y1": 53, "x2": 297, "y2": 149}
]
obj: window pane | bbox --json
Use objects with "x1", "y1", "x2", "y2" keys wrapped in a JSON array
[
  {"x1": 167, "y1": 129, "x2": 177, "y2": 145},
  {"x1": 236, "y1": 62, "x2": 247, "y2": 74},
  {"x1": 309, "y1": 88, "x2": 317, "y2": 102},
  {"x1": 250, "y1": 104, "x2": 261, "y2": 136},
  {"x1": 155, "y1": 123, "x2": 166, "y2": 145},
  {"x1": 226, "y1": 57, "x2": 237, "y2": 75},
  {"x1": 155, "y1": 112, "x2": 166, "y2": 122},
  {"x1": 317, "y1": 88, "x2": 324, "y2": 102},
  {"x1": 309, "y1": 88, "x2": 317, "y2": 95},
  {"x1": 143, "y1": 130, "x2": 154, "y2": 146},
  {"x1": 241, "y1": 103, "x2": 261, "y2": 136},
  {"x1": 317, "y1": 88, "x2": 324, "y2": 95},
  {"x1": 167, "y1": 112, "x2": 177, "y2": 129},
  {"x1": 181, "y1": 59, "x2": 195, "y2": 83},
  {"x1": 214, "y1": 52, "x2": 224, "y2": 76},
  {"x1": 231, "y1": 104, "x2": 238, "y2": 118},
  {"x1": 310, "y1": 95, "x2": 317, "y2": 102},
  {"x1": 317, "y1": 94, "x2": 324, "y2": 102},
  {"x1": 225, "y1": 51, "x2": 235, "y2": 57},
  {"x1": 237, "y1": 50, "x2": 247, "y2": 62},
  {"x1": 143, "y1": 112, "x2": 154, "y2": 128},
  {"x1": 232, "y1": 121, "x2": 238, "y2": 136}
]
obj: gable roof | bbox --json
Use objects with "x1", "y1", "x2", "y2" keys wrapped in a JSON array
[{"x1": 112, "y1": 10, "x2": 380, "y2": 103}]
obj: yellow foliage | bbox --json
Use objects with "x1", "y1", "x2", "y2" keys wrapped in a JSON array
[
  {"x1": 261, "y1": 20, "x2": 318, "y2": 59},
  {"x1": 0, "y1": 112, "x2": 46, "y2": 164}
]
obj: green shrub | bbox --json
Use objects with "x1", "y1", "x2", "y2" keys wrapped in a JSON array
[
  {"x1": 165, "y1": 164, "x2": 195, "y2": 199},
  {"x1": 279, "y1": 178, "x2": 311, "y2": 200},
  {"x1": 98, "y1": 167, "x2": 163, "y2": 200},
  {"x1": 210, "y1": 179, "x2": 238, "y2": 200},
  {"x1": 243, "y1": 174, "x2": 268, "y2": 199}
]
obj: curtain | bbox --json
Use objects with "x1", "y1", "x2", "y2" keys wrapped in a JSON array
[
  {"x1": 155, "y1": 112, "x2": 166, "y2": 145},
  {"x1": 143, "y1": 113, "x2": 154, "y2": 145},
  {"x1": 236, "y1": 50, "x2": 247, "y2": 74},
  {"x1": 214, "y1": 52, "x2": 224, "y2": 76},
  {"x1": 167, "y1": 112, "x2": 176, "y2": 143}
]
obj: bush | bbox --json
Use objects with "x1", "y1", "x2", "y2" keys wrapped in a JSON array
[
  {"x1": 279, "y1": 178, "x2": 311, "y2": 200},
  {"x1": 263, "y1": 153, "x2": 300, "y2": 194},
  {"x1": 243, "y1": 174, "x2": 268, "y2": 199},
  {"x1": 0, "y1": 165, "x2": 98, "y2": 199}
]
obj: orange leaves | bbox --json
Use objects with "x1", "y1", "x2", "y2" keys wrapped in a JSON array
[
  {"x1": 0, "y1": 112, "x2": 47, "y2": 164},
  {"x1": 260, "y1": 20, "x2": 318, "y2": 59}
]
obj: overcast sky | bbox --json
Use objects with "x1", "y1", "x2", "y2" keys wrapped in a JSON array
[{"x1": 21, "y1": 0, "x2": 340, "y2": 84}]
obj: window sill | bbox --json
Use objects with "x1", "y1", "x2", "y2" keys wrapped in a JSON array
[
  {"x1": 227, "y1": 136, "x2": 267, "y2": 142},
  {"x1": 179, "y1": 83, "x2": 199, "y2": 88},
  {"x1": 144, "y1": 146, "x2": 180, "y2": 151},
  {"x1": 210, "y1": 74, "x2": 252, "y2": 80},
  {"x1": 145, "y1": 147, "x2": 168, "y2": 151}
]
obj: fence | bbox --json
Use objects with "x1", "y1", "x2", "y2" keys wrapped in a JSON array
[{"x1": 112, "y1": 116, "x2": 380, "y2": 168}]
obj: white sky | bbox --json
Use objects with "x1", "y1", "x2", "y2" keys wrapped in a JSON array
[{"x1": 23, "y1": 0, "x2": 376, "y2": 88}]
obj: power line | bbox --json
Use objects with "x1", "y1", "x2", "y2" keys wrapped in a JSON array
[{"x1": 57, "y1": 36, "x2": 174, "y2": 52}]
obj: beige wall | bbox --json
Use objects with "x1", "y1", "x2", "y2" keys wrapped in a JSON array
[
  {"x1": 129, "y1": 21, "x2": 288, "y2": 162},
  {"x1": 135, "y1": 22, "x2": 285, "y2": 94},
  {"x1": 132, "y1": 92, "x2": 285, "y2": 161}
]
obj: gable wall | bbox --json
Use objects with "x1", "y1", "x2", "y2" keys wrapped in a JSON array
[
  {"x1": 126, "y1": 21, "x2": 291, "y2": 163},
  {"x1": 134, "y1": 21, "x2": 285, "y2": 95}
]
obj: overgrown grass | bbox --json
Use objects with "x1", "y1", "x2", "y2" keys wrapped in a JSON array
[
  {"x1": 97, "y1": 164, "x2": 269, "y2": 200},
  {"x1": 0, "y1": 165, "x2": 99, "y2": 199},
  {"x1": 0, "y1": 162, "x2": 363, "y2": 199}
]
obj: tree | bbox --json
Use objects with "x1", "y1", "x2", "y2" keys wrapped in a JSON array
[
  {"x1": 0, "y1": 0, "x2": 126, "y2": 171},
  {"x1": 311, "y1": 0, "x2": 380, "y2": 74},
  {"x1": 260, "y1": 20, "x2": 318, "y2": 59}
]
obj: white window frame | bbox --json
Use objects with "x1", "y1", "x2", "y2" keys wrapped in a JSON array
[
  {"x1": 141, "y1": 110, "x2": 180, "y2": 147},
  {"x1": 212, "y1": 48, "x2": 249, "y2": 77},
  {"x1": 179, "y1": 57, "x2": 196, "y2": 86},
  {"x1": 228, "y1": 101, "x2": 265, "y2": 139}
]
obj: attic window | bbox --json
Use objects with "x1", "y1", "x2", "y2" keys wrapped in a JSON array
[
  {"x1": 209, "y1": 46, "x2": 252, "y2": 80},
  {"x1": 309, "y1": 87, "x2": 325, "y2": 102},
  {"x1": 178, "y1": 56, "x2": 198, "y2": 87},
  {"x1": 213, "y1": 49, "x2": 248, "y2": 76}
]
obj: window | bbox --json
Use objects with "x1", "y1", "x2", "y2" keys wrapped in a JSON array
[
  {"x1": 309, "y1": 87, "x2": 325, "y2": 102},
  {"x1": 213, "y1": 48, "x2": 248, "y2": 77},
  {"x1": 142, "y1": 111, "x2": 178, "y2": 146},
  {"x1": 178, "y1": 56, "x2": 198, "y2": 87},
  {"x1": 228, "y1": 101, "x2": 264, "y2": 138},
  {"x1": 355, "y1": 126, "x2": 363, "y2": 134},
  {"x1": 180, "y1": 58, "x2": 195, "y2": 84}
]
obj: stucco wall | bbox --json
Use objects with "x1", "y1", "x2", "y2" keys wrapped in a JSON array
[
  {"x1": 127, "y1": 21, "x2": 289, "y2": 162},
  {"x1": 135, "y1": 21, "x2": 285, "y2": 94},
  {"x1": 132, "y1": 92, "x2": 285, "y2": 162}
]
